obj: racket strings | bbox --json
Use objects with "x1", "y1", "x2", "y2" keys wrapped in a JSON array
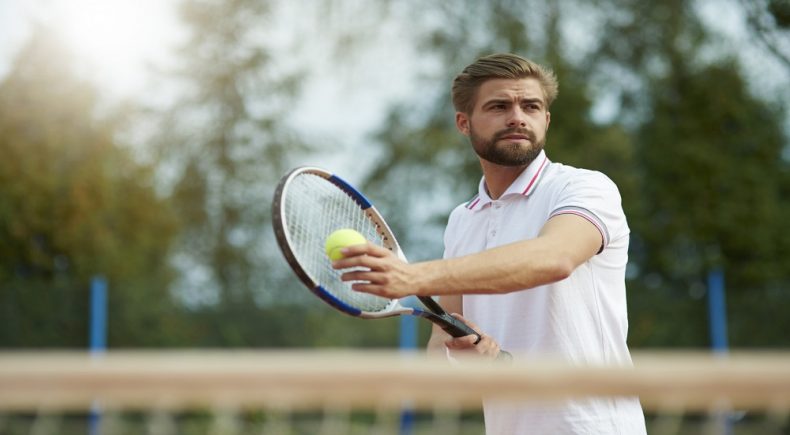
[{"x1": 283, "y1": 173, "x2": 391, "y2": 312}]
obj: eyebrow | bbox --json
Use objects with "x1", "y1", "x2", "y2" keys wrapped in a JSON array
[
  {"x1": 519, "y1": 98, "x2": 545, "y2": 106},
  {"x1": 482, "y1": 97, "x2": 545, "y2": 107}
]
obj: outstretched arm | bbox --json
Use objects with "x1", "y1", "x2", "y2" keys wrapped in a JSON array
[{"x1": 333, "y1": 213, "x2": 602, "y2": 298}]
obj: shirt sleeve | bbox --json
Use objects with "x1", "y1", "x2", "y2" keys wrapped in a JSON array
[
  {"x1": 548, "y1": 170, "x2": 629, "y2": 254},
  {"x1": 442, "y1": 204, "x2": 464, "y2": 259}
]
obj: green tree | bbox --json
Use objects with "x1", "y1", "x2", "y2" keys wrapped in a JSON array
[
  {"x1": 591, "y1": 0, "x2": 790, "y2": 347},
  {"x1": 740, "y1": 0, "x2": 790, "y2": 69},
  {"x1": 0, "y1": 28, "x2": 186, "y2": 347},
  {"x1": 633, "y1": 60, "x2": 790, "y2": 347},
  {"x1": 148, "y1": 0, "x2": 328, "y2": 346}
]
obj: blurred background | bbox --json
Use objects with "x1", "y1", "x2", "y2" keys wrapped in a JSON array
[{"x1": 0, "y1": 0, "x2": 788, "y2": 351}]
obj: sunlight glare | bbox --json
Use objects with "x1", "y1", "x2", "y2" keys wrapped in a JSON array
[{"x1": 51, "y1": 0, "x2": 179, "y2": 95}]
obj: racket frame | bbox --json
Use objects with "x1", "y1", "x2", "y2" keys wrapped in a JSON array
[{"x1": 272, "y1": 166, "x2": 478, "y2": 339}]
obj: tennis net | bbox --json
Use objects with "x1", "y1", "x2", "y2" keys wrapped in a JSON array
[{"x1": 1, "y1": 350, "x2": 788, "y2": 434}]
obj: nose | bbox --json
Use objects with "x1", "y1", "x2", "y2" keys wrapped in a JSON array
[{"x1": 506, "y1": 107, "x2": 527, "y2": 127}]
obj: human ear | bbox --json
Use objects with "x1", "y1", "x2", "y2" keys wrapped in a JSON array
[{"x1": 455, "y1": 112, "x2": 470, "y2": 136}]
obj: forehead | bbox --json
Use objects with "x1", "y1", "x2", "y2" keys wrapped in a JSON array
[{"x1": 475, "y1": 78, "x2": 545, "y2": 106}]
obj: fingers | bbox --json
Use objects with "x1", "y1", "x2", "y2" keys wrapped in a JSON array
[
  {"x1": 330, "y1": 243, "x2": 411, "y2": 298},
  {"x1": 444, "y1": 313, "x2": 482, "y2": 348},
  {"x1": 331, "y1": 243, "x2": 393, "y2": 276},
  {"x1": 450, "y1": 313, "x2": 482, "y2": 331},
  {"x1": 335, "y1": 254, "x2": 397, "y2": 289},
  {"x1": 444, "y1": 313, "x2": 501, "y2": 359},
  {"x1": 332, "y1": 243, "x2": 392, "y2": 265},
  {"x1": 444, "y1": 334, "x2": 480, "y2": 350}
]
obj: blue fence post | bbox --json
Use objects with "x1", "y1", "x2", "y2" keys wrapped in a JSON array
[
  {"x1": 399, "y1": 314, "x2": 417, "y2": 351},
  {"x1": 707, "y1": 268, "x2": 728, "y2": 354},
  {"x1": 89, "y1": 275, "x2": 107, "y2": 435},
  {"x1": 399, "y1": 309, "x2": 418, "y2": 434},
  {"x1": 707, "y1": 268, "x2": 732, "y2": 435},
  {"x1": 90, "y1": 276, "x2": 107, "y2": 355}
]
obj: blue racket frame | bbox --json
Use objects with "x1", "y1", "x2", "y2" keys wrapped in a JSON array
[{"x1": 272, "y1": 166, "x2": 480, "y2": 340}]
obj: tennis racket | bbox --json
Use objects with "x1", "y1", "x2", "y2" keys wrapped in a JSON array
[{"x1": 272, "y1": 166, "x2": 480, "y2": 341}]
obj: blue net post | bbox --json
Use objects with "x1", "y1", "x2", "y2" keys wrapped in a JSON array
[{"x1": 89, "y1": 275, "x2": 107, "y2": 435}]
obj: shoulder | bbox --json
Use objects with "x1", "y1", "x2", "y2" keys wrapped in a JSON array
[
  {"x1": 546, "y1": 162, "x2": 621, "y2": 197},
  {"x1": 545, "y1": 162, "x2": 629, "y2": 243},
  {"x1": 447, "y1": 194, "x2": 478, "y2": 224},
  {"x1": 547, "y1": 161, "x2": 617, "y2": 185},
  {"x1": 443, "y1": 194, "x2": 481, "y2": 255}
]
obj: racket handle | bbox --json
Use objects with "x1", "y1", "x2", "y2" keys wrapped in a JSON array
[
  {"x1": 417, "y1": 296, "x2": 447, "y2": 315},
  {"x1": 442, "y1": 318, "x2": 513, "y2": 363},
  {"x1": 440, "y1": 315, "x2": 479, "y2": 339},
  {"x1": 417, "y1": 310, "x2": 480, "y2": 340}
]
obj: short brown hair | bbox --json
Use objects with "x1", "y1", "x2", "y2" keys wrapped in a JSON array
[{"x1": 451, "y1": 53, "x2": 559, "y2": 114}]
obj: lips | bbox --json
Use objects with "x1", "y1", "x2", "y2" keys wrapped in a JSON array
[{"x1": 495, "y1": 129, "x2": 535, "y2": 142}]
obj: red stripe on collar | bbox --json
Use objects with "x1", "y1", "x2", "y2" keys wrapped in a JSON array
[
  {"x1": 521, "y1": 154, "x2": 549, "y2": 196},
  {"x1": 466, "y1": 197, "x2": 481, "y2": 210}
]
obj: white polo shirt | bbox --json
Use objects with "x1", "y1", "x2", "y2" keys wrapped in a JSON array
[{"x1": 444, "y1": 150, "x2": 646, "y2": 434}]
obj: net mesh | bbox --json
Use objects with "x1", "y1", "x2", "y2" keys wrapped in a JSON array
[
  {"x1": 1, "y1": 351, "x2": 789, "y2": 435},
  {"x1": 281, "y1": 172, "x2": 391, "y2": 313}
]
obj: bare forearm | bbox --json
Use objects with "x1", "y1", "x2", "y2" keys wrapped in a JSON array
[
  {"x1": 413, "y1": 237, "x2": 574, "y2": 296},
  {"x1": 335, "y1": 215, "x2": 600, "y2": 300}
]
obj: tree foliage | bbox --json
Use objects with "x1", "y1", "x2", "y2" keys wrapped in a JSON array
[
  {"x1": 589, "y1": 0, "x2": 790, "y2": 347},
  {"x1": 140, "y1": 0, "x2": 364, "y2": 347},
  {"x1": 0, "y1": 29, "x2": 186, "y2": 347},
  {"x1": 154, "y1": 0, "x2": 310, "y2": 311},
  {"x1": 631, "y1": 60, "x2": 790, "y2": 346},
  {"x1": 740, "y1": 0, "x2": 790, "y2": 69},
  {"x1": 3, "y1": 0, "x2": 788, "y2": 349}
]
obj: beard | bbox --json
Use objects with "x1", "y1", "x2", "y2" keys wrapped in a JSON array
[{"x1": 470, "y1": 126, "x2": 546, "y2": 167}]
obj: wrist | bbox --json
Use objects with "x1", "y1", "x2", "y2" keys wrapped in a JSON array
[{"x1": 413, "y1": 260, "x2": 444, "y2": 296}]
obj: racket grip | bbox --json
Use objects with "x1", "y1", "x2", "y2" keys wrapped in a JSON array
[
  {"x1": 414, "y1": 307, "x2": 481, "y2": 342},
  {"x1": 440, "y1": 315, "x2": 479, "y2": 339}
]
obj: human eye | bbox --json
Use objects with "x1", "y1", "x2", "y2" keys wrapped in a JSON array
[
  {"x1": 485, "y1": 101, "x2": 508, "y2": 111},
  {"x1": 523, "y1": 101, "x2": 542, "y2": 112}
]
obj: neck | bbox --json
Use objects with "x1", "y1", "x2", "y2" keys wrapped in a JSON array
[{"x1": 480, "y1": 160, "x2": 528, "y2": 200}]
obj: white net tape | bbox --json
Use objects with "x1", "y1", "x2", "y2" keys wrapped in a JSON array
[{"x1": 1, "y1": 351, "x2": 788, "y2": 435}]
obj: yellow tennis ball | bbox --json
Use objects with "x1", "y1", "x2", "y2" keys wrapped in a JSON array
[{"x1": 325, "y1": 229, "x2": 367, "y2": 261}]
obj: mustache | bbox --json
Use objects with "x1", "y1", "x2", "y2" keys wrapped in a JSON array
[{"x1": 493, "y1": 128, "x2": 536, "y2": 142}]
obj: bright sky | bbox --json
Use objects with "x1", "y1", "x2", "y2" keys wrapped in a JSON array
[
  {"x1": 0, "y1": 0, "x2": 183, "y2": 98},
  {"x1": 0, "y1": 0, "x2": 785, "y2": 149},
  {"x1": 0, "y1": 0, "x2": 420, "y2": 155}
]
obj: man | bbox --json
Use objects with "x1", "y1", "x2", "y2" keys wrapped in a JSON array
[{"x1": 333, "y1": 53, "x2": 646, "y2": 434}]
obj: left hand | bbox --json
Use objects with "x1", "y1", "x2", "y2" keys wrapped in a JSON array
[
  {"x1": 331, "y1": 243, "x2": 419, "y2": 299},
  {"x1": 444, "y1": 314, "x2": 503, "y2": 361}
]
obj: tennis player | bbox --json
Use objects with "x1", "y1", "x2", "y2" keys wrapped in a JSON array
[{"x1": 335, "y1": 53, "x2": 647, "y2": 434}]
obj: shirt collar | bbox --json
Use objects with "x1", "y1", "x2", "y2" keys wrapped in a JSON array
[{"x1": 465, "y1": 150, "x2": 550, "y2": 211}]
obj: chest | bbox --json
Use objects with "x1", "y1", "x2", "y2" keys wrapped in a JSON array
[{"x1": 450, "y1": 194, "x2": 553, "y2": 256}]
